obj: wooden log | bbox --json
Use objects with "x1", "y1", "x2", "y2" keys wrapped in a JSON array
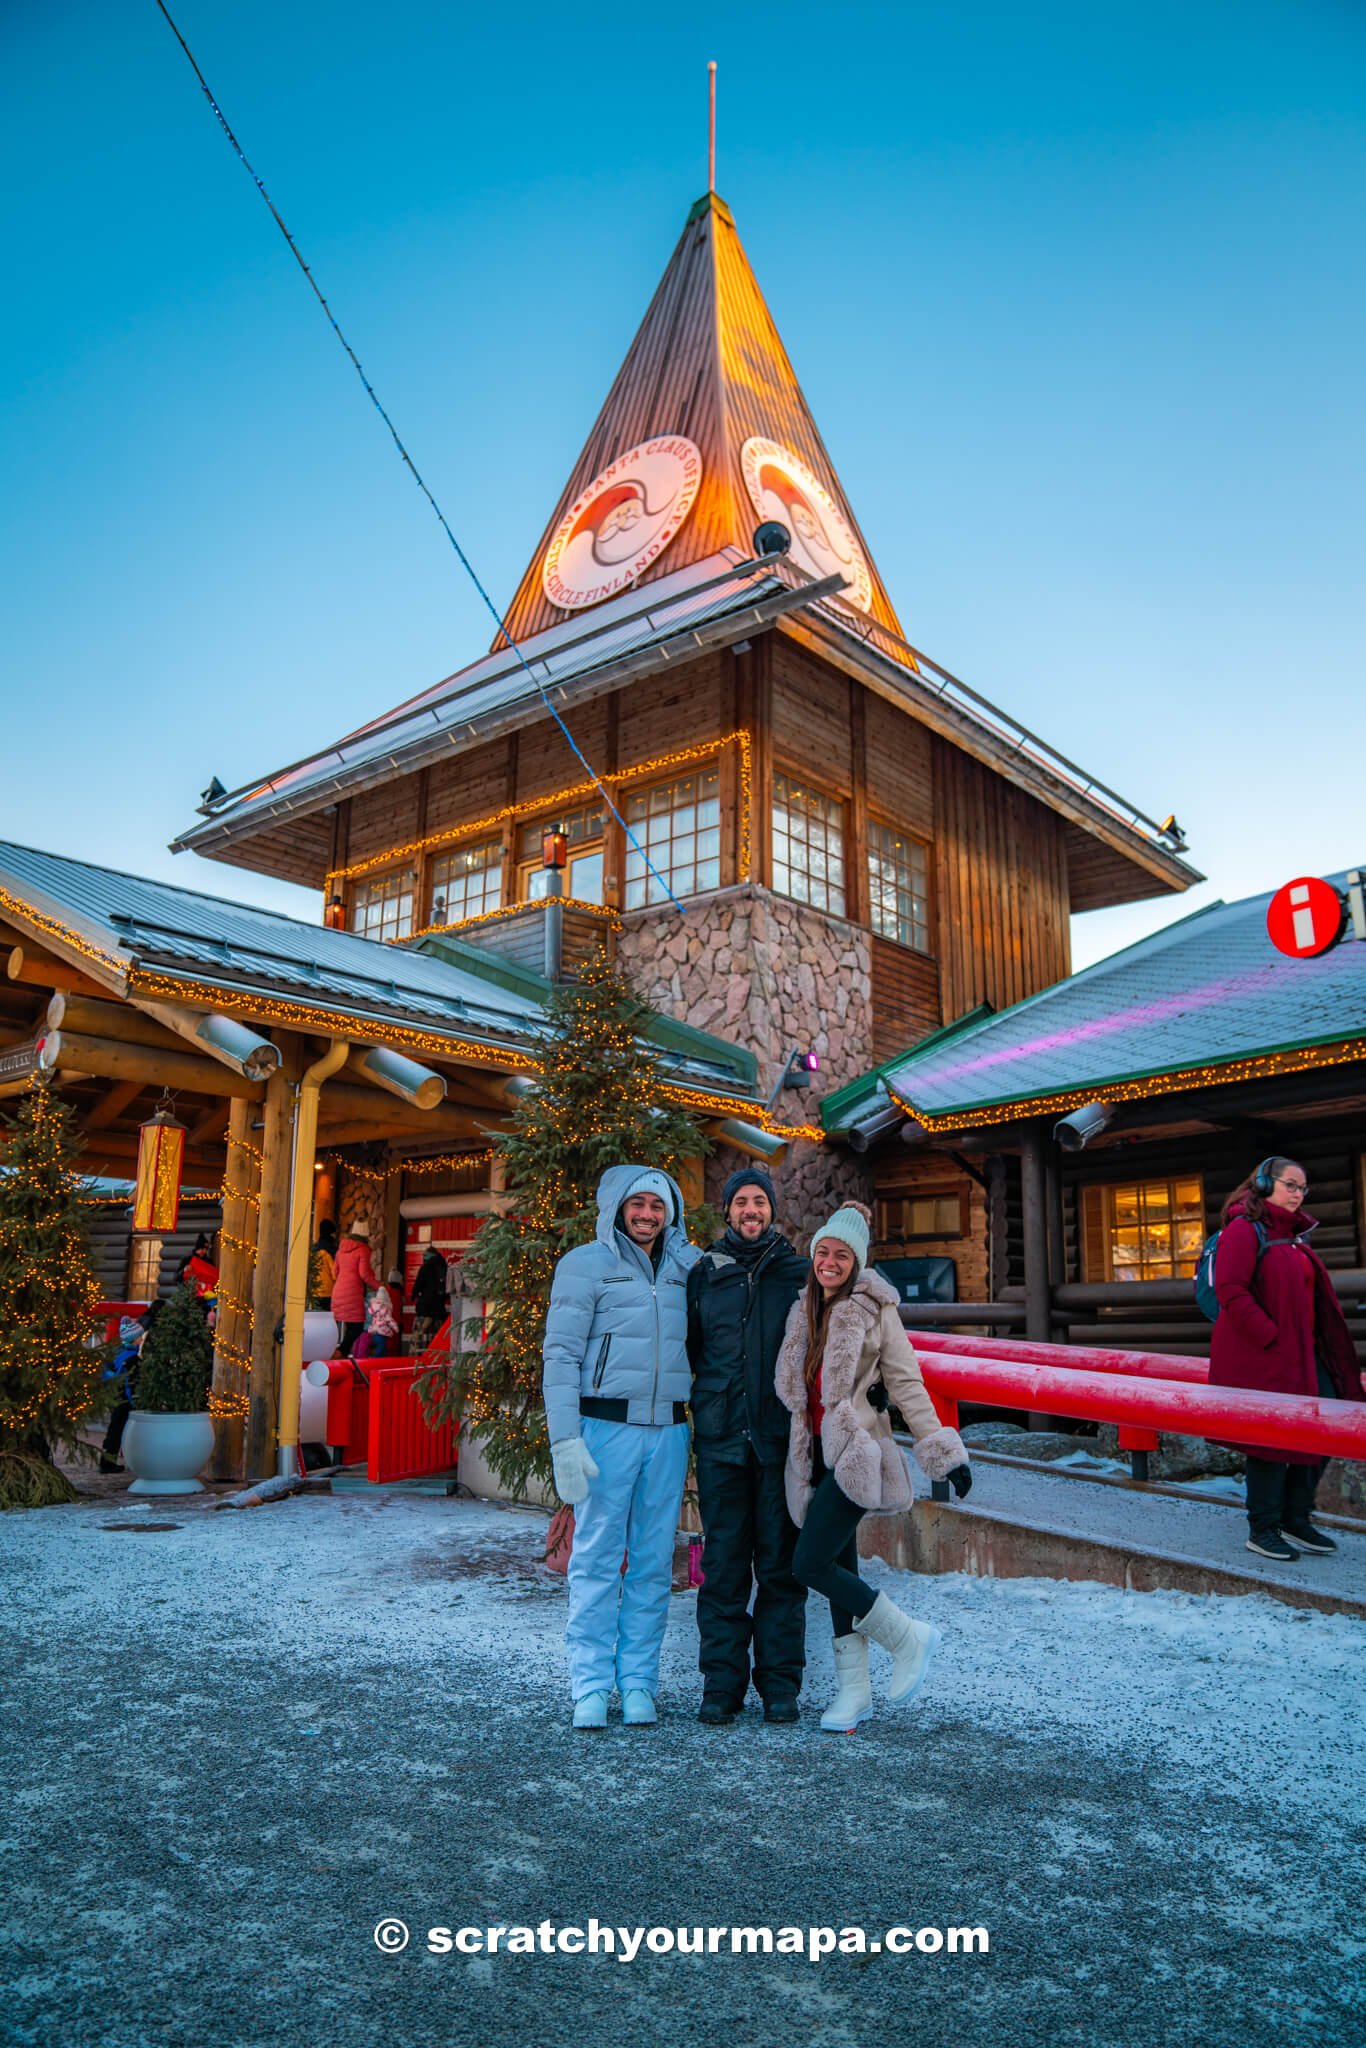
[
  {"x1": 245, "y1": 1060, "x2": 295, "y2": 1481},
  {"x1": 210, "y1": 1097, "x2": 257, "y2": 1482},
  {"x1": 84, "y1": 1078, "x2": 144, "y2": 1132},
  {"x1": 42, "y1": 1031, "x2": 263, "y2": 1101},
  {"x1": 5, "y1": 942, "x2": 108, "y2": 998},
  {"x1": 44, "y1": 993, "x2": 189, "y2": 1052}
]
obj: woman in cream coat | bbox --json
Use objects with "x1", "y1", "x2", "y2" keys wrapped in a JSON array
[{"x1": 775, "y1": 1201, "x2": 971, "y2": 1732}]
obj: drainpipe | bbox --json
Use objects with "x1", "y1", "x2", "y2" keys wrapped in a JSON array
[{"x1": 277, "y1": 1038, "x2": 351, "y2": 1478}]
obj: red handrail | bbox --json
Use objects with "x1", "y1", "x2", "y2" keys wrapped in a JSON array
[
  {"x1": 916, "y1": 1350, "x2": 1366, "y2": 1461},
  {"x1": 909, "y1": 1327, "x2": 1209, "y2": 1385}
]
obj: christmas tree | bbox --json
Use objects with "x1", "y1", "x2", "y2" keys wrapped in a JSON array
[
  {"x1": 418, "y1": 949, "x2": 713, "y2": 1498},
  {"x1": 0, "y1": 1081, "x2": 111, "y2": 1508}
]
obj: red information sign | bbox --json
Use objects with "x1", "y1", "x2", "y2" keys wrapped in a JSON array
[{"x1": 1266, "y1": 875, "x2": 1344, "y2": 958}]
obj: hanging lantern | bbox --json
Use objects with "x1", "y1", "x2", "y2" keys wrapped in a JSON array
[{"x1": 133, "y1": 1091, "x2": 185, "y2": 1234}]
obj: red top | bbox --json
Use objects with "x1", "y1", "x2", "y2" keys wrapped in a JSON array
[{"x1": 807, "y1": 1365, "x2": 824, "y2": 1438}]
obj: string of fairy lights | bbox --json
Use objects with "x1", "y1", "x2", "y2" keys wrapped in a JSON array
[
  {"x1": 329, "y1": 732, "x2": 753, "y2": 900},
  {"x1": 1, "y1": 1081, "x2": 105, "y2": 1434}
]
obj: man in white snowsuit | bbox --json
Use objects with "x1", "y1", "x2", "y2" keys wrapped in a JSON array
[{"x1": 542, "y1": 1164, "x2": 698, "y2": 1730}]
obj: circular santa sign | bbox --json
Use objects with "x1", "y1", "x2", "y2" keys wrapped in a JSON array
[
  {"x1": 1266, "y1": 875, "x2": 1344, "y2": 958},
  {"x1": 740, "y1": 437, "x2": 873, "y2": 614},
  {"x1": 541, "y1": 436, "x2": 702, "y2": 611}
]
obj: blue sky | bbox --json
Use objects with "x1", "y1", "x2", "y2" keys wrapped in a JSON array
[{"x1": 3, "y1": 0, "x2": 1362, "y2": 969}]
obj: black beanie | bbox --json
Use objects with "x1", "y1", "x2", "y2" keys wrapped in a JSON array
[{"x1": 722, "y1": 1165, "x2": 778, "y2": 1217}]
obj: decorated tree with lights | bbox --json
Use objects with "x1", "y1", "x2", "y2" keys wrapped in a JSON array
[
  {"x1": 0, "y1": 1081, "x2": 110, "y2": 1509},
  {"x1": 417, "y1": 948, "x2": 713, "y2": 1497}
]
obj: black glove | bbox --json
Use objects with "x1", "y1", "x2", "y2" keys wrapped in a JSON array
[{"x1": 946, "y1": 1463, "x2": 972, "y2": 1499}]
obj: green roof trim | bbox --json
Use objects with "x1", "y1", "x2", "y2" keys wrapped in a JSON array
[{"x1": 820, "y1": 1005, "x2": 995, "y2": 1133}]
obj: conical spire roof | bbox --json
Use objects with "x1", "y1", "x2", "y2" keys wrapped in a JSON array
[{"x1": 495, "y1": 193, "x2": 906, "y2": 648}]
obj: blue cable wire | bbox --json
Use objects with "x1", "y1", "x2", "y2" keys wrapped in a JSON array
[{"x1": 154, "y1": 0, "x2": 687, "y2": 913}]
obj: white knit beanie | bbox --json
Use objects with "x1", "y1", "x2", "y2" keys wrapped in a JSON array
[
  {"x1": 811, "y1": 1201, "x2": 872, "y2": 1273},
  {"x1": 623, "y1": 1169, "x2": 676, "y2": 1222}
]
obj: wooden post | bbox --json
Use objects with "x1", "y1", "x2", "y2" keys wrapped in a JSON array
[
  {"x1": 1020, "y1": 1122, "x2": 1053, "y2": 1428},
  {"x1": 210, "y1": 1096, "x2": 259, "y2": 1480},
  {"x1": 245, "y1": 1052, "x2": 297, "y2": 1480},
  {"x1": 1044, "y1": 1149, "x2": 1066, "y2": 1291}
]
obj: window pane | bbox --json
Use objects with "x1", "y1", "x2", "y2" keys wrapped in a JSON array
[
  {"x1": 1104, "y1": 1175, "x2": 1205, "y2": 1281},
  {"x1": 772, "y1": 774, "x2": 845, "y2": 919},
  {"x1": 569, "y1": 850, "x2": 604, "y2": 904},
  {"x1": 620, "y1": 762, "x2": 722, "y2": 904}
]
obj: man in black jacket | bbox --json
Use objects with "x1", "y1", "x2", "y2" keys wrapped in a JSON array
[{"x1": 687, "y1": 1166, "x2": 810, "y2": 1725}]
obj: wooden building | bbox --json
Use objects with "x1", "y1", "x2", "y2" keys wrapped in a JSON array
[
  {"x1": 170, "y1": 189, "x2": 1198, "y2": 1234},
  {"x1": 822, "y1": 877, "x2": 1366, "y2": 1366},
  {"x1": 0, "y1": 839, "x2": 767, "y2": 1481}
]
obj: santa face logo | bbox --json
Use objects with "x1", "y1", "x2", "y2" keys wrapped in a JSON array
[
  {"x1": 740, "y1": 437, "x2": 872, "y2": 614},
  {"x1": 542, "y1": 436, "x2": 703, "y2": 610}
]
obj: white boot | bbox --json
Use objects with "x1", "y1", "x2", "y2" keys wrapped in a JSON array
[
  {"x1": 572, "y1": 1689, "x2": 610, "y2": 1730},
  {"x1": 820, "y1": 1634, "x2": 873, "y2": 1733},
  {"x1": 622, "y1": 1689, "x2": 657, "y2": 1726},
  {"x1": 855, "y1": 1592, "x2": 941, "y2": 1705}
]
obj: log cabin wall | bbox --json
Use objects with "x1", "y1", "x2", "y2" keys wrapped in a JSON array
[
  {"x1": 870, "y1": 1151, "x2": 988, "y2": 1301},
  {"x1": 932, "y1": 742, "x2": 1071, "y2": 1020},
  {"x1": 996, "y1": 1114, "x2": 1366, "y2": 1362}
]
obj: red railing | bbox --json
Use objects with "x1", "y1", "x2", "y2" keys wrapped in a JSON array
[
  {"x1": 323, "y1": 1332, "x2": 459, "y2": 1484},
  {"x1": 908, "y1": 1331, "x2": 1366, "y2": 1463}
]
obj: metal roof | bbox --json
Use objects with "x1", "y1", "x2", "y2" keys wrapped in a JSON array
[
  {"x1": 171, "y1": 555, "x2": 817, "y2": 854},
  {"x1": 0, "y1": 840, "x2": 548, "y2": 1052},
  {"x1": 0, "y1": 839, "x2": 764, "y2": 1097},
  {"x1": 823, "y1": 878, "x2": 1366, "y2": 1131}
]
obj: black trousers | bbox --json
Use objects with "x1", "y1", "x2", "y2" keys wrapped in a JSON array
[
  {"x1": 790, "y1": 1443, "x2": 877, "y2": 1640},
  {"x1": 696, "y1": 1447, "x2": 806, "y2": 1706},
  {"x1": 337, "y1": 1321, "x2": 365, "y2": 1358},
  {"x1": 1244, "y1": 1362, "x2": 1331, "y2": 1536}
]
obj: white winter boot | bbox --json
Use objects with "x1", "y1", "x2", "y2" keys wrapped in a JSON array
[
  {"x1": 820, "y1": 1634, "x2": 873, "y2": 1733},
  {"x1": 572, "y1": 1689, "x2": 610, "y2": 1730},
  {"x1": 855, "y1": 1592, "x2": 941, "y2": 1705}
]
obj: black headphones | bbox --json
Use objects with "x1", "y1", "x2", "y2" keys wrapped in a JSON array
[{"x1": 1252, "y1": 1158, "x2": 1278, "y2": 1196}]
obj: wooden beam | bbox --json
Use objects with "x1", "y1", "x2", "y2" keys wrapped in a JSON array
[
  {"x1": 246, "y1": 1057, "x2": 296, "y2": 1480},
  {"x1": 4, "y1": 941, "x2": 107, "y2": 999},
  {"x1": 210, "y1": 1097, "x2": 257, "y2": 1481},
  {"x1": 46, "y1": 994, "x2": 188, "y2": 1054},
  {"x1": 84, "y1": 1078, "x2": 144, "y2": 1132},
  {"x1": 318, "y1": 1116, "x2": 491, "y2": 1152},
  {"x1": 43, "y1": 1032, "x2": 263, "y2": 1102},
  {"x1": 189, "y1": 1103, "x2": 231, "y2": 1146}
]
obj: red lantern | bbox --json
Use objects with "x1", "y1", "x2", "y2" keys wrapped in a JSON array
[
  {"x1": 542, "y1": 831, "x2": 568, "y2": 871},
  {"x1": 133, "y1": 1092, "x2": 186, "y2": 1234}
]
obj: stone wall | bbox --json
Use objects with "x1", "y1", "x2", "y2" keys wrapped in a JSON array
[
  {"x1": 618, "y1": 883, "x2": 873, "y2": 1095},
  {"x1": 618, "y1": 883, "x2": 875, "y2": 1244}
]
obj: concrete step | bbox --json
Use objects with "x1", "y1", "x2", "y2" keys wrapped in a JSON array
[{"x1": 859, "y1": 1456, "x2": 1366, "y2": 1619}]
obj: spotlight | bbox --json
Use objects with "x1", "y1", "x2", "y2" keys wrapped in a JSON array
[{"x1": 752, "y1": 521, "x2": 791, "y2": 559}]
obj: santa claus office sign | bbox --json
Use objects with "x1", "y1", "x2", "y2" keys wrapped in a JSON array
[
  {"x1": 1266, "y1": 869, "x2": 1365, "y2": 958},
  {"x1": 542, "y1": 437, "x2": 702, "y2": 611}
]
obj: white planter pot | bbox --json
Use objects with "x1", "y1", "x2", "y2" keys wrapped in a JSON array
[
  {"x1": 303, "y1": 1310, "x2": 339, "y2": 1362},
  {"x1": 122, "y1": 1411, "x2": 216, "y2": 1495}
]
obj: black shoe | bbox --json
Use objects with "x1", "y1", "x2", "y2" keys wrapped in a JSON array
[
  {"x1": 697, "y1": 1698, "x2": 741, "y2": 1726},
  {"x1": 98, "y1": 1456, "x2": 123, "y2": 1475},
  {"x1": 1246, "y1": 1530, "x2": 1298, "y2": 1561},
  {"x1": 1280, "y1": 1522, "x2": 1338, "y2": 1555},
  {"x1": 762, "y1": 1699, "x2": 799, "y2": 1725}
]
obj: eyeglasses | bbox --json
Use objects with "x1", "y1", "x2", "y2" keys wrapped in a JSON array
[{"x1": 1275, "y1": 1177, "x2": 1309, "y2": 1195}]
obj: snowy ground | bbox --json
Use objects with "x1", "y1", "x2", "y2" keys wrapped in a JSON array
[{"x1": 2, "y1": 1486, "x2": 1364, "y2": 2048}]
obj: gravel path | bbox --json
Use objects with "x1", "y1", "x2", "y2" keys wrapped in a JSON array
[{"x1": 2, "y1": 1485, "x2": 1363, "y2": 2048}]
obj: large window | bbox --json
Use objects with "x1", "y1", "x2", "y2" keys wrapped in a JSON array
[
  {"x1": 351, "y1": 866, "x2": 416, "y2": 943},
  {"x1": 518, "y1": 803, "x2": 605, "y2": 904},
  {"x1": 428, "y1": 840, "x2": 502, "y2": 926},
  {"x1": 869, "y1": 820, "x2": 930, "y2": 953},
  {"x1": 1094, "y1": 1175, "x2": 1206, "y2": 1282},
  {"x1": 624, "y1": 766, "x2": 721, "y2": 909},
  {"x1": 772, "y1": 772, "x2": 846, "y2": 917},
  {"x1": 877, "y1": 1189, "x2": 968, "y2": 1242}
]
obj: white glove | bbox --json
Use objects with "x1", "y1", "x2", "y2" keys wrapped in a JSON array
[{"x1": 551, "y1": 1436, "x2": 599, "y2": 1506}]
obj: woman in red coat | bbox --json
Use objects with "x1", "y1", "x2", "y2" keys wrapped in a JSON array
[
  {"x1": 330, "y1": 1221, "x2": 378, "y2": 1357},
  {"x1": 1211, "y1": 1156, "x2": 1363, "y2": 1561}
]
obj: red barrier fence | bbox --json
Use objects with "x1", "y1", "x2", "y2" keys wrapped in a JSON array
[{"x1": 323, "y1": 1348, "x2": 458, "y2": 1484}]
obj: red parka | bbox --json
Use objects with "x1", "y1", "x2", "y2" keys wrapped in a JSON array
[
  {"x1": 1210, "y1": 1199, "x2": 1363, "y2": 1466},
  {"x1": 330, "y1": 1234, "x2": 378, "y2": 1323}
]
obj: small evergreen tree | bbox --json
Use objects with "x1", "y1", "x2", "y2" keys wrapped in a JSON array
[
  {"x1": 418, "y1": 949, "x2": 714, "y2": 1497},
  {"x1": 0, "y1": 1080, "x2": 111, "y2": 1508},
  {"x1": 136, "y1": 1285, "x2": 214, "y2": 1413}
]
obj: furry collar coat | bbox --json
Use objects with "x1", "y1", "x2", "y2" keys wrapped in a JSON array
[{"x1": 774, "y1": 1267, "x2": 968, "y2": 1525}]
